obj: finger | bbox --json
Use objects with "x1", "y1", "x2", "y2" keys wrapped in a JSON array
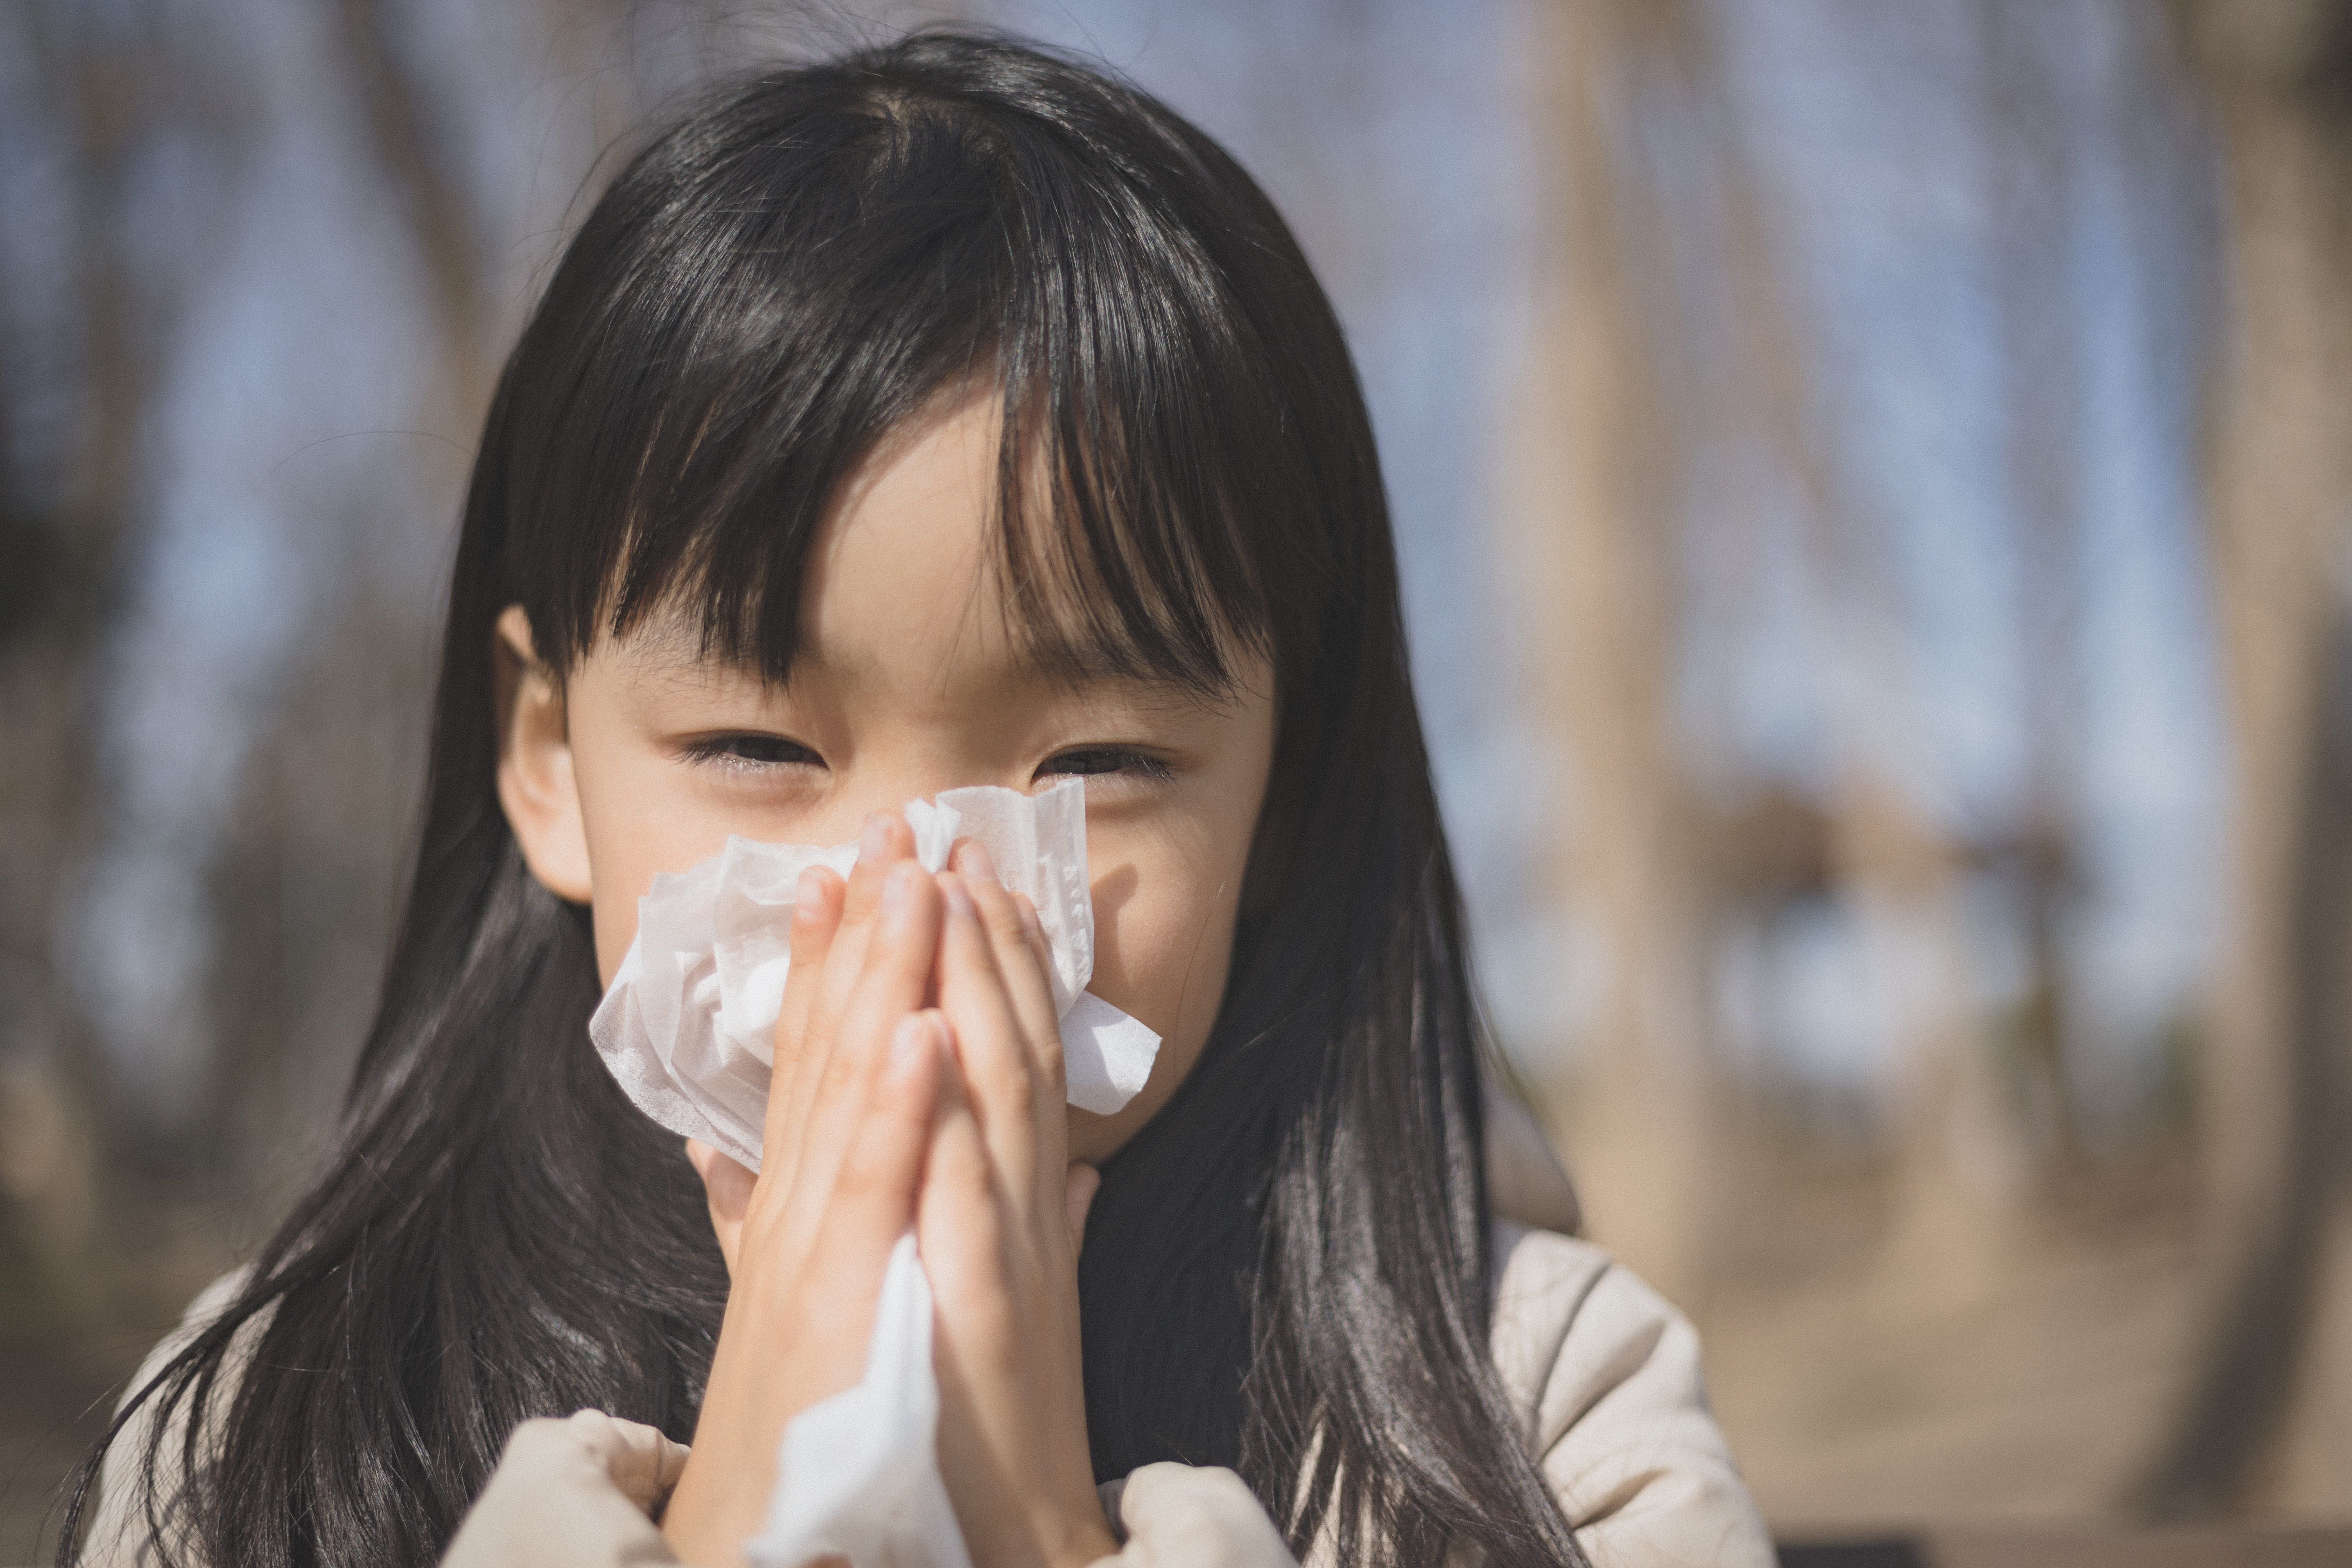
[
  {"x1": 796, "y1": 1012, "x2": 945, "y2": 1389},
  {"x1": 769, "y1": 864, "x2": 846, "y2": 1157},
  {"x1": 914, "y1": 1020, "x2": 1011, "y2": 1323},
  {"x1": 934, "y1": 870, "x2": 1046, "y2": 1190},
  {"x1": 1064, "y1": 1162, "x2": 1100, "y2": 1258},
  {"x1": 685, "y1": 1138, "x2": 754, "y2": 1278},
  {"x1": 776, "y1": 862, "x2": 943, "y2": 1247},
  {"x1": 951, "y1": 841, "x2": 1063, "y2": 1078},
  {"x1": 817, "y1": 1011, "x2": 942, "y2": 1246},
  {"x1": 814, "y1": 813, "x2": 918, "y2": 1025},
  {"x1": 783, "y1": 816, "x2": 917, "y2": 1168},
  {"x1": 830, "y1": 864, "x2": 946, "y2": 1091},
  {"x1": 951, "y1": 842, "x2": 1067, "y2": 1205},
  {"x1": 846, "y1": 812, "x2": 917, "y2": 918},
  {"x1": 1009, "y1": 887, "x2": 1053, "y2": 996}
]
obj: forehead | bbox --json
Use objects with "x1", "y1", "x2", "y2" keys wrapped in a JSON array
[
  {"x1": 608, "y1": 392, "x2": 1227, "y2": 707},
  {"x1": 798, "y1": 387, "x2": 1010, "y2": 686}
]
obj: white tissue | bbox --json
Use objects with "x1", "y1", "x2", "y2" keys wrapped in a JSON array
[
  {"x1": 588, "y1": 778, "x2": 1162, "y2": 1170},
  {"x1": 744, "y1": 1232, "x2": 971, "y2": 1568}
]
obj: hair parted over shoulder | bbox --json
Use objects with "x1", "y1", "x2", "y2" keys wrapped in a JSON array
[{"x1": 63, "y1": 30, "x2": 1588, "y2": 1568}]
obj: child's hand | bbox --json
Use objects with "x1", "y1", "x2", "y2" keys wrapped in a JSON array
[
  {"x1": 920, "y1": 841, "x2": 1117, "y2": 1568},
  {"x1": 662, "y1": 814, "x2": 945, "y2": 1568}
]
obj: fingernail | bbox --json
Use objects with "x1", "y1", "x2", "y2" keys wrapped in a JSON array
[
  {"x1": 1015, "y1": 895, "x2": 1043, "y2": 944},
  {"x1": 794, "y1": 866, "x2": 827, "y2": 911},
  {"x1": 881, "y1": 862, "x2": 915, "y2": 915},
  {"x1": 942, "y1": 874, "x2": 977, "y2": 919},
  {"x1": 859, "y1": 812, "x2": 894, "y2": 863},
  {"x1": 959, "y1": 840, "x2": 997, "y2": 884}
]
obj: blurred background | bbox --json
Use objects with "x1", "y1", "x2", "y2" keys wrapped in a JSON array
[{"x1": 2, "y1": 0, "x2": 2348, "y2": 1562}]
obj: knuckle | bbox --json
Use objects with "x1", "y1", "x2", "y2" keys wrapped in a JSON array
[
  {"x1": 834, "y1": 1140, "x2": 906, "y2": 1203},
  {"x1": 817, "y1": 1041, "x2": 865, "y2": 1100},
  {"x1": 792, "y1": 1028, "x2": 836, "y2": 1092},
  {"x1": 832, "y1": 1153, "x2": 881, "y2": 1200},
  {"x1": 976, "y1": 885, "x2": 1028, "y2": 943},
  {"x1": 983, "y1": 1046, "x2": 1036, "y2": 1099},
  {"x1": 788, "y1": 905, "x2": 831, "y2": 955}
]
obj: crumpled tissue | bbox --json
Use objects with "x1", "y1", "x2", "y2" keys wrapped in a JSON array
[{"x1": 588, "y1": 777, "x2": 1162, "y2": 1171}]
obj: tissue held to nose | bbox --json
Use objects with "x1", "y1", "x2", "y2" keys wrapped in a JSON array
[{"x1": 588, "y1": 778, "x2": 1161, "y2": 1170}]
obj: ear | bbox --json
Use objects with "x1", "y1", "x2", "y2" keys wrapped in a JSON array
[{"x1": 494, "y1": 605, "x2": 594, "y2": 903}]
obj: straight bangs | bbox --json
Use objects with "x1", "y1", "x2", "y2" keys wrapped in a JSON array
[{"x1": 494, "y1": 38, "x2": 1331, "y2": 698}]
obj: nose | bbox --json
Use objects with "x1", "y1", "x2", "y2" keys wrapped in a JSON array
[{"x1": 811, "y1": 754, "x2": 1034, "y2": 850}]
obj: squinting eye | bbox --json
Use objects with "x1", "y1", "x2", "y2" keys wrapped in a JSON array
[
  {"x1": 682, "y1": 733, "x2": 825, "y2": 770},
  {"x1": 1037, "y1": 747, "x2": 1175, "y2": 784}
]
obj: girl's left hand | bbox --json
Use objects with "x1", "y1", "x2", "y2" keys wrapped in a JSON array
[{"x1": 922, "y1": 840, "x2": 1116, "y2": 1568}]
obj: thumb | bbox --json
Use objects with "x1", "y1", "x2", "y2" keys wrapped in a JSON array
[{"x1": 1064, "y1": 1161, "x2": 1101, "y2": 1258}]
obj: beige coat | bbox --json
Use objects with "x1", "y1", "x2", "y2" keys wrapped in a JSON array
[{"x1": 88, "y1": 1222, "x2": 1771, "y2": 1568}]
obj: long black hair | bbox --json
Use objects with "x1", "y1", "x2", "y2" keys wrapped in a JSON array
[{"x1": 65, "y1": 31, "x2": 1586, "y2": 1568}]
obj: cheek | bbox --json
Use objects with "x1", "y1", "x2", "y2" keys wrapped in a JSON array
[
  {"x1": 583, "y1": 816, "x2": 664, "y2": 989},
  {"x1": 569, "y1": 746, "x2": 733, "y2": 988},
  {"x1": 1064, "y1": 817, "x2": 1254, "y2": 1166},
  {"x1": 587, "y1": 881, "x2": 640, "y2": 989},
  {"x1": 1084, "y1": 835, "x2": 1246, "y2": 1050}
]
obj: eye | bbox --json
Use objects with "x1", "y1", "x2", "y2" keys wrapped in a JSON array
[
  {"x1": 1036, "y1": 746, "x2": 1175, "y2": 784},
  {"x1": 680, "y1": 733, "x2": 825, "y2": 773}
]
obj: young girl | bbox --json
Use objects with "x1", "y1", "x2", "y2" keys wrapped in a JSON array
[{"x1": 71, "y1": 31, "x2": 1770, "y2": 1568}]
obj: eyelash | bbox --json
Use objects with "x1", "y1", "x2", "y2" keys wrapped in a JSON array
[
  {"x1": 1035, "y1": 747, "x2": 1175, "y2": 784},
  {"x1": 680, "y1": 735, "x2": 1174, "y2": 785},
  {"x1": 680, "y1": 734, "x2": 824, "y2": 773}
]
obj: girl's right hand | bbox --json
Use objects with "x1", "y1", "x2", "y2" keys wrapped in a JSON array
[{"x1": 660, "y1": 813, "x2": 944, "y2": 1568}]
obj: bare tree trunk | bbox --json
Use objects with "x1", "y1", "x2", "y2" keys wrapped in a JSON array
[
  {"x1": 1508, "y1": 0, "x2": 1718, "y2": 1308},
  {"x1": 2131, "y1": 0, "x2": 2352, "y2": 1517},
  {"x1": 1986, "y1": 0, "x2": 2089, "y2": 1169}
]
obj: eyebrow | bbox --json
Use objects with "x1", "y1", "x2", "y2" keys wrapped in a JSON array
[
  {"x1": 620, "y1": 602, "x2": 1244, "y2": 705},
  {"x1": 621, "y1": 617, "x2": 750, "y2": 678},
  {"x1": 1009, "y1": 631, "x2": 1247, "y2": 701}
]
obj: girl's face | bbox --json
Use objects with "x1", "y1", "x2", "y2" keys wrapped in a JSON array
[{"x1": 496, "y1": 392, "x2": 1278, "y2": 1162}]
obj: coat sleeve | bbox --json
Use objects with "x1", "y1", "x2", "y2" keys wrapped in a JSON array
[
  {"x1": 439, "y1": 1410, "x2": 691, "y2": 1568},
  {"x1": 1089, "y1": 1463, "x2": 1298, "y2": 1568},
  {"x1": 1488, "y1": 1223, "x2": 1776, "y2": 1568}
]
